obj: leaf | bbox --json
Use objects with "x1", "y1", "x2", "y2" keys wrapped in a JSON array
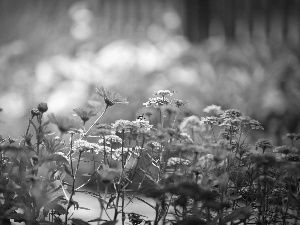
[
  {"x1": 222, "y1": 206, "x2": 252, "y2": 223},
  {"x1": 71, "y1": 218, "x2": 90, "y2": 225}
]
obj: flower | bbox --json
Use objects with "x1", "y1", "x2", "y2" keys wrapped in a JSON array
[
  {"x1": 93, "y1": 124, "x2": 115, "y2": 136},
  {"x1": 153, "y1": 90, "x2": 176, "y2": 97},
  {"x1": 73, "y1": 139, "x2": 102, "y2": 153},
  {"x1": 132, "y1": 119, "x2": 153, "y2": 131},
  {"x1": 201, "y1": 116, "x2": 219, "y2": 126},
  {"x1": 96, "y1": 85, "x2": 128, "y2": 107},
  {"x1": 47, "y1": 113, "x2": 82, "y2": 134},
  {"x1": 285, "y1": 133, "x2": 300, "y2": 141},
  {"x1": 73, "y1": 107, "x2": 97, "y2": 124},
  {"x1": 255, "y1": 139, "x2": 273, "y2": 151},
  {"x1": 99, "y1": 134, "x2": 122, "y2": 144},
  {"x1": 37, "y1": 102, "x2": 48, "y2": 113},
  {"x1": 203, "y1": 105, "x2": 222, "y2": 115},
  {"x1": 220, "y1": 109, "x2": 242, "y2": 119},
  {"x1": 143, "y1": 97, "x2": 170, "y2": 108},
  {"x1": 111, "y1": 120, "x2": 136, "y2": 133},
  {"x1": 170, "y1": 99, "x2": 188, "y2": 108},
  {"x1": 31, "y1": 108, "x2": 41, "y2": 118},
  {"x1": 97, "y1": 165, "x2": 118, "y2": 184}
]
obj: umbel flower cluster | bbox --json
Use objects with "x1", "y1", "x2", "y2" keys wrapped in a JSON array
[{"x1": 0, "y1": 86, "x2": 300, "y2": 225}]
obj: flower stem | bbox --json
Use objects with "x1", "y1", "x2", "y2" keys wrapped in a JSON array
[{"x1": 85, "y1": 105, "x2": 108, "y2": 135}]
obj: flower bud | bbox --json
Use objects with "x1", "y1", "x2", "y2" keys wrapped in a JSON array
[
  {"x1": 31, "y1": 108, "x2": 41, "y2": 118},
  {"x1": 38, "y1": 102, "x2": 48, "y2": 113}
]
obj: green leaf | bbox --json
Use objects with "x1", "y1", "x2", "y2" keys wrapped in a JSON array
[{"x1": 71, "y1": 218, "x2": 90, "y2": 225}]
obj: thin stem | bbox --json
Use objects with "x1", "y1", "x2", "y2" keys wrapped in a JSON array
[
  {"x1": 65, "y1": 151, "x2": 82, "y2": 224},
  {"x1": 99, "y1": 185, "x2": 108, "y2": 223},
  {"x1": 85, "y1": 105, "x2": 108, "y2": 135}
]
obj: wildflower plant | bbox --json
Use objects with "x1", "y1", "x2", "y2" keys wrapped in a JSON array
[{"x1": 0, "y1": 86, "x2": 300, "y2": 225}]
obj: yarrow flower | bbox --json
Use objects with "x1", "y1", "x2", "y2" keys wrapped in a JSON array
[
  {"x1": 112, "y1": 120, "x2": 136, "y2": 133},
  {"x1": 94, "y1": 124, "x2": 115, "y2": 136},
  {"x1": 73, "y1": 107, "x2": 97, "y2": 125},
  {"x1": 170, "y1": 99, "x2": 188, "y2": 108},
  {"x1": 47, "y1": 113, "x2": 82, "y2": 134},
  {"x1": 255, "y1": 139, "x2": 273, "y2": 152},
  {"x1": 96, "y1": 85, "x2": 129, "y2": 107},
  {"x1": 132, "y1": 119, "x2": 153, "y2": 131},
  {"x1": 167, "y1": 157, "x2": 191, "y2": 166},
  {"x1": 74, "y1": 139, "x2": 102, "y2": 153},
  {"x1": 201, "y1": 116, "x2": 219, "y2": 126},
  {"x1": 99, "y1": 134, "x2": 122, "y2": 145},
  {"x1": 203, "y1": 105, "x2": 223, "y2": 115},
  {"x1": 153, "y1": 90, "x2": 176, "y2": 97},
  {"x1": 143, "y1": 97, "x2": 170, "y2": 108},
  {"x1": 220, "y1": 109, "x2": 242, "y2": 119}
]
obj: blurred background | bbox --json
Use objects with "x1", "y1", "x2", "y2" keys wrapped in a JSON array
[{"x1": 1, "y1": 0, "x2": 300, "y2": 144}]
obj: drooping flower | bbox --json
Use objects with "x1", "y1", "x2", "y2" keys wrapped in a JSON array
[
  {"x1": 220, "y1": 109, "x2": 242, "y2": 119},
  {"x1": 201, "y1": 116, "x2": 219, "y2": 126},
  {"x1": 96, "y1": 85, "x2": 129, "y2": 107},
  {"x1": 48, "y1": 113, "x2": 82, "y2": 134},
  {"x1": 73, "y1": 107, "x2": 97, "y2": 125},
  {"x1": 97, "y1": 165, "x2": 118, "y2": 184}
]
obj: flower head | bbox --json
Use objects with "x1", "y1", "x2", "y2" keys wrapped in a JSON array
[
  {"x1": 37, "y1": 102, "x2": 48, "y2": 113},
  {"x1": 170, "y1": 99, "x2": 188, "y2": 108},
  {"x1": 73, "y1": 107, "x2": 97, "y2": 124},
  {"x1": 48, "y1": 113, "x2": 82, "y2": 134},
  {"x1": 96, "y1": 85, "x2": 128, "y2": 107},
  {"x1": 143, "y1": 97, "x2": 170, "y2": 108},
  {"x1": 74, "y1": 139, "x2": 102, "y2": 153},
  {"x1": 112, "y1": 120, "x2": 137, "y2": 133},
  {"x1": 153, "y1": 90, "x2": 176, "y2": 97},
  {"x1": 255, "y1": 139, "x2": 273, "y2": 151}
]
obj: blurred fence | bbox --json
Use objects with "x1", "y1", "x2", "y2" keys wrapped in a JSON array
[{"x1": 1, "y1": 0, "x2": 299, "y2": 45}]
